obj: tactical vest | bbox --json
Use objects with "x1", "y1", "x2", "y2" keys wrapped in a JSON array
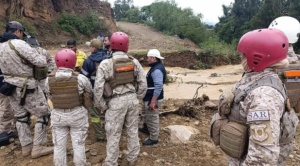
[
  {"x1": 48, "y1": 71, "x2": 82, "y2": 109},
  {"x1": 108, "y1": 56, "x2": 136, "y2": 89},
  {"x1": 229, "y1": 76, "x2": 287, "y2": 124}
]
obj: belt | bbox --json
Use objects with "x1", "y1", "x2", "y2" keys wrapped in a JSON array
[
  {"x1": 112, "y1": 92, "x2": 133, "y2": 98},
  {"x1": 54, "y1": 106, "x2": 83, "y2": 112}
]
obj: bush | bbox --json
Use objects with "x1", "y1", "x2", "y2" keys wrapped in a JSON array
[
  {"x1": 58, "y1": 12, "x2": 107, "y2": 37},
  {"x1": 197, "y1": 36, "x2": 240, "y2": 69}
]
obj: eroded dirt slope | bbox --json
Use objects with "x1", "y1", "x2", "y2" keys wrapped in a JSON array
[{"x1": 116, "y1": 22, "x2": 199, "y2": 52}]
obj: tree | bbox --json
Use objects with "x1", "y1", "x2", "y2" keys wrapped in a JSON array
[
  {"x1": 113, "y1": 0, "x2": 133, "y2": 20},
  {"x1": 215, "y1": 0, "x2": 261, "y2": 43},
  {"x1": 125, "y1": 8, "x2": 140, "y2": 23}
]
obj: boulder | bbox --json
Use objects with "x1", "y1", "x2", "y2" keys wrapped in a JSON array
[{"x1": 164, "y1": 125, "x2": 199, "y2": 143}]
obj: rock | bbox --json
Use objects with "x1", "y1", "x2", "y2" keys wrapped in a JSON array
[
  {"x1": 155, "y1": 159, "x2": 166, "y2": 163},
  {"x1": 210, "y1": 73, "x2": 218, "y2": 77},
  {"x1": 194, "y1": 121, "x2": 200, "y2": 125},
  {"x1": 204, "y1": 101, "x2": 217, "y2": 109},
  {"x1": 90, "y1": 150, "x2": 98, "y2": 156},
  {"x1": 142, "y1": 152, "x2": 148, "y2": 156},
  {"x1": 289, "y1": 154, "x2": 294, "y2": 158},
  {"x1": 219, "y1": 89, "x2": 223, "y2": 92},
  {"x1": 85, "y1": 148, "x2": 90, "y2": 153},
  {"x1": 164, "y1": 125, "x2": 200, "y2": 143},
  {"x1": 60, "y1": 44, "x2": 66, "y2": 48},
  {"x1": 1, "y1": 146, "x2": 5, "y2": 150}
]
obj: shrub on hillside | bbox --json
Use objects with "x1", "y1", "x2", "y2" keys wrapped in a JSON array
[{"x1": 58, "y1": 12, "x2": 107, "y2": 37}]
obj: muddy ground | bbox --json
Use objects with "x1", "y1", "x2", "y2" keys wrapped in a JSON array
[{"x1": 1, "y1": 64, "x2": 300, "y2": 166}]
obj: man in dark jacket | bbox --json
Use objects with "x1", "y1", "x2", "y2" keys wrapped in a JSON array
[
  {"x1": 80, "y1": 39, "x2": 107, "y2": 141},
  {"x1": 140, "y1": 49, "x2": 166, "y2": 146},
  {"x1": 81, "y1": 39, "x2": 107, "y2": 87}
]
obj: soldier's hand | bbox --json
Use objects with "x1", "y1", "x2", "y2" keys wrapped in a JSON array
[
  {"x1": 286, "y1": 98, "x2": 292, "y2": 112},
  {"x1": 218, "y1": 91, "x2": 234, "y2": 115}
]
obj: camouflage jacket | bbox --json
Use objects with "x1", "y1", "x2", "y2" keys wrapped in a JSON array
[
  {"x1": 94, "y1": 51, "x2": 147, "y2": 110},
  {"x1": 231, "y1": 68, "x2": 285, "y2": 165},
  {"x1": 0, "y1": 39, "x2": 47, "y2": 89}
]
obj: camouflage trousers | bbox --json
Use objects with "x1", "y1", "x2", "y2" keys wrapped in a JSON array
[
  {"x1": 89, "y1": 107, "x2": 105, "y2": 140},
  {"x1": 105, "y1": 93, "x2": 140, "y2": 166},
  {"x1": 0, "y1": 94, "x2": 14, "y2": 133},
  {"x1": 10, "y1": 86, "x2": 50, "y2": 147},
  {"x1": 142, "y1": 100, "x2": 163, "y2": 140},
  {"x1": 51, "y1": 106, "x2": 89, "y2": 166}
]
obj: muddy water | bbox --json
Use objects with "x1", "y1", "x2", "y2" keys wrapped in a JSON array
[
  {"x1": 50, "y1": 48, "x2": 243, "y2": 101},
  {"x1": 161, "y1": 65, "x2": 243, "y2": 100}
]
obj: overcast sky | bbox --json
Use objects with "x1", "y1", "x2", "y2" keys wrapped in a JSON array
[{"x1": 107, "y1": 0, "x2": 234, "y2": 24}]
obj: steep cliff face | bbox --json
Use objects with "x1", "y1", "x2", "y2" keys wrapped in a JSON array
[{"x1": 0, "y1": 0, "x2": 117, "y2": 45}]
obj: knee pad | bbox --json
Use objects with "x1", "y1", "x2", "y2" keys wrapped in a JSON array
[
  {"x1": 37, "y1": 115, "x2": 50, "y2": 127},
  {"x1": 16, "y1": 112, "x2": 31, "y2": 126}
]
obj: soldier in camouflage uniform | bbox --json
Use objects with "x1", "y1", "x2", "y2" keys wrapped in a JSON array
[
  {"x1": 94, "y1": 32, "x2": 147, "y2": 166},
  {"x1": 25, "y1": 35, "x2": 56, "y2": 92},
  {"x1": 286, "y1": 44, "x2": 299, "y2": 63},
  {"x1": 0, "y1": 21, "x2": 53, "y2": 158},
  {"x1": 45, "y1": 49, "x2": 92, "y2": 166},
  {"x1": 217, "y1": 29, "x2": 299, "y2": 165}
]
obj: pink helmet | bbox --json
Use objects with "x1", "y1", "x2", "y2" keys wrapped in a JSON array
[
  {"x1": 237, "y1": 29, "x2": 288, "y2": 72},
  {"x1": 110, "y1": 32, "x2": 129, "y2": 52},
  {"x1": 55, "y1": 49, "x2": 76, "y2": 68}
]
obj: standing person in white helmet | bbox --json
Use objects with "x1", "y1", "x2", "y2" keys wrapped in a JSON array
[
  {"x1": 139, "y1": 49, "x2": 166, "y2": 146},
  {"x1": 269, "y1": 16, "x2": 300, "y2": 63},
  {"x1": 269, "y1": 16, "x2": 300, "y2": 165}
]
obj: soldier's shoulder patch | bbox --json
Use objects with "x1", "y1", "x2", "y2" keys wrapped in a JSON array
[
  {"x1": 247, "y1": 110, "x2": 269, "y2": 122},
  {"x1": 250, "y1": 121, "x2": 274, "y2": 145}
]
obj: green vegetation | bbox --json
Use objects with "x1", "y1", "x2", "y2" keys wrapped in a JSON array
[
  {"x1": 57, "y1": 12, "x2": 107, "y2": 37},
  {"x1": 112, "y1": 0, "x2": 300, "y2": 67},
  {"x1": 215, "y1": 0, "x2": 300, "y2": 51},
  {"x1": 113, "y1": 0, "x2": 238, "y2": 68}
]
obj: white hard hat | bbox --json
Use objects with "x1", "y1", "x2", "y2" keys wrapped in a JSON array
[
  {"x1": 269, "y1": 16, "x2": 300, "y2": 43},
  {"x1": 147, "y1": 49, "x2": 164, "y2": 59}
]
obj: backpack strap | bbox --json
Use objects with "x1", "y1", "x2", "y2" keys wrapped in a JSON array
[{"x1": 8, "y1": 40, "x2": 34, "y2": 67}]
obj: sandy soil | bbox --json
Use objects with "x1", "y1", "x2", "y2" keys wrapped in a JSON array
[{"x1": 1, "y1": 65, "x2": 299, "y2": 166}]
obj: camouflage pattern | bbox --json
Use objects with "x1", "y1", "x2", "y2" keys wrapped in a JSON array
[
  {"x1": 11, "y1": 86, "x2": 49, "y2": 146},
  {"x1": 35, "y1": 47, "x2": 56, "y2": 93},
  {"x1": 35, "y1": 47, "x2": 56, "y2": 73},
  {"x1": 0, "y1": 39, "x2": 47, "y2": 89},
  {"x1": 45, "y1": 68, "x2": 92, "y2": 166},
  {"x1": 227, "y1": 68, "x2": 295, "y2": 165},
  {"x1": 94, "y1": 51, "x2": 147, "y2": 166},
  {"x1": 287, "y1": 46, "x2": 299, "y2": 64},
  {"x1": 0, "y1": 38, "x2": 49, "y2": 148},
  {"x1": 0, "y1": 94, "x2": 13, "y2": 133},
  {"x1": 142, "y1": 100, "x2": 163, "y2": 140}
]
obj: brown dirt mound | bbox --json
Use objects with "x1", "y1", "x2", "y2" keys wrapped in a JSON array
[{"x1": 0, "y1": 98, "x2": 299, "y2": 166}]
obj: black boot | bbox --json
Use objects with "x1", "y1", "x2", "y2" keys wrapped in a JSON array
[
  {"x1": 139, "y1": 123, "x2": 149, "y2": 134},
  {"x1": 143, "y1": 138, "x2": 158, "y2": 146}
]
